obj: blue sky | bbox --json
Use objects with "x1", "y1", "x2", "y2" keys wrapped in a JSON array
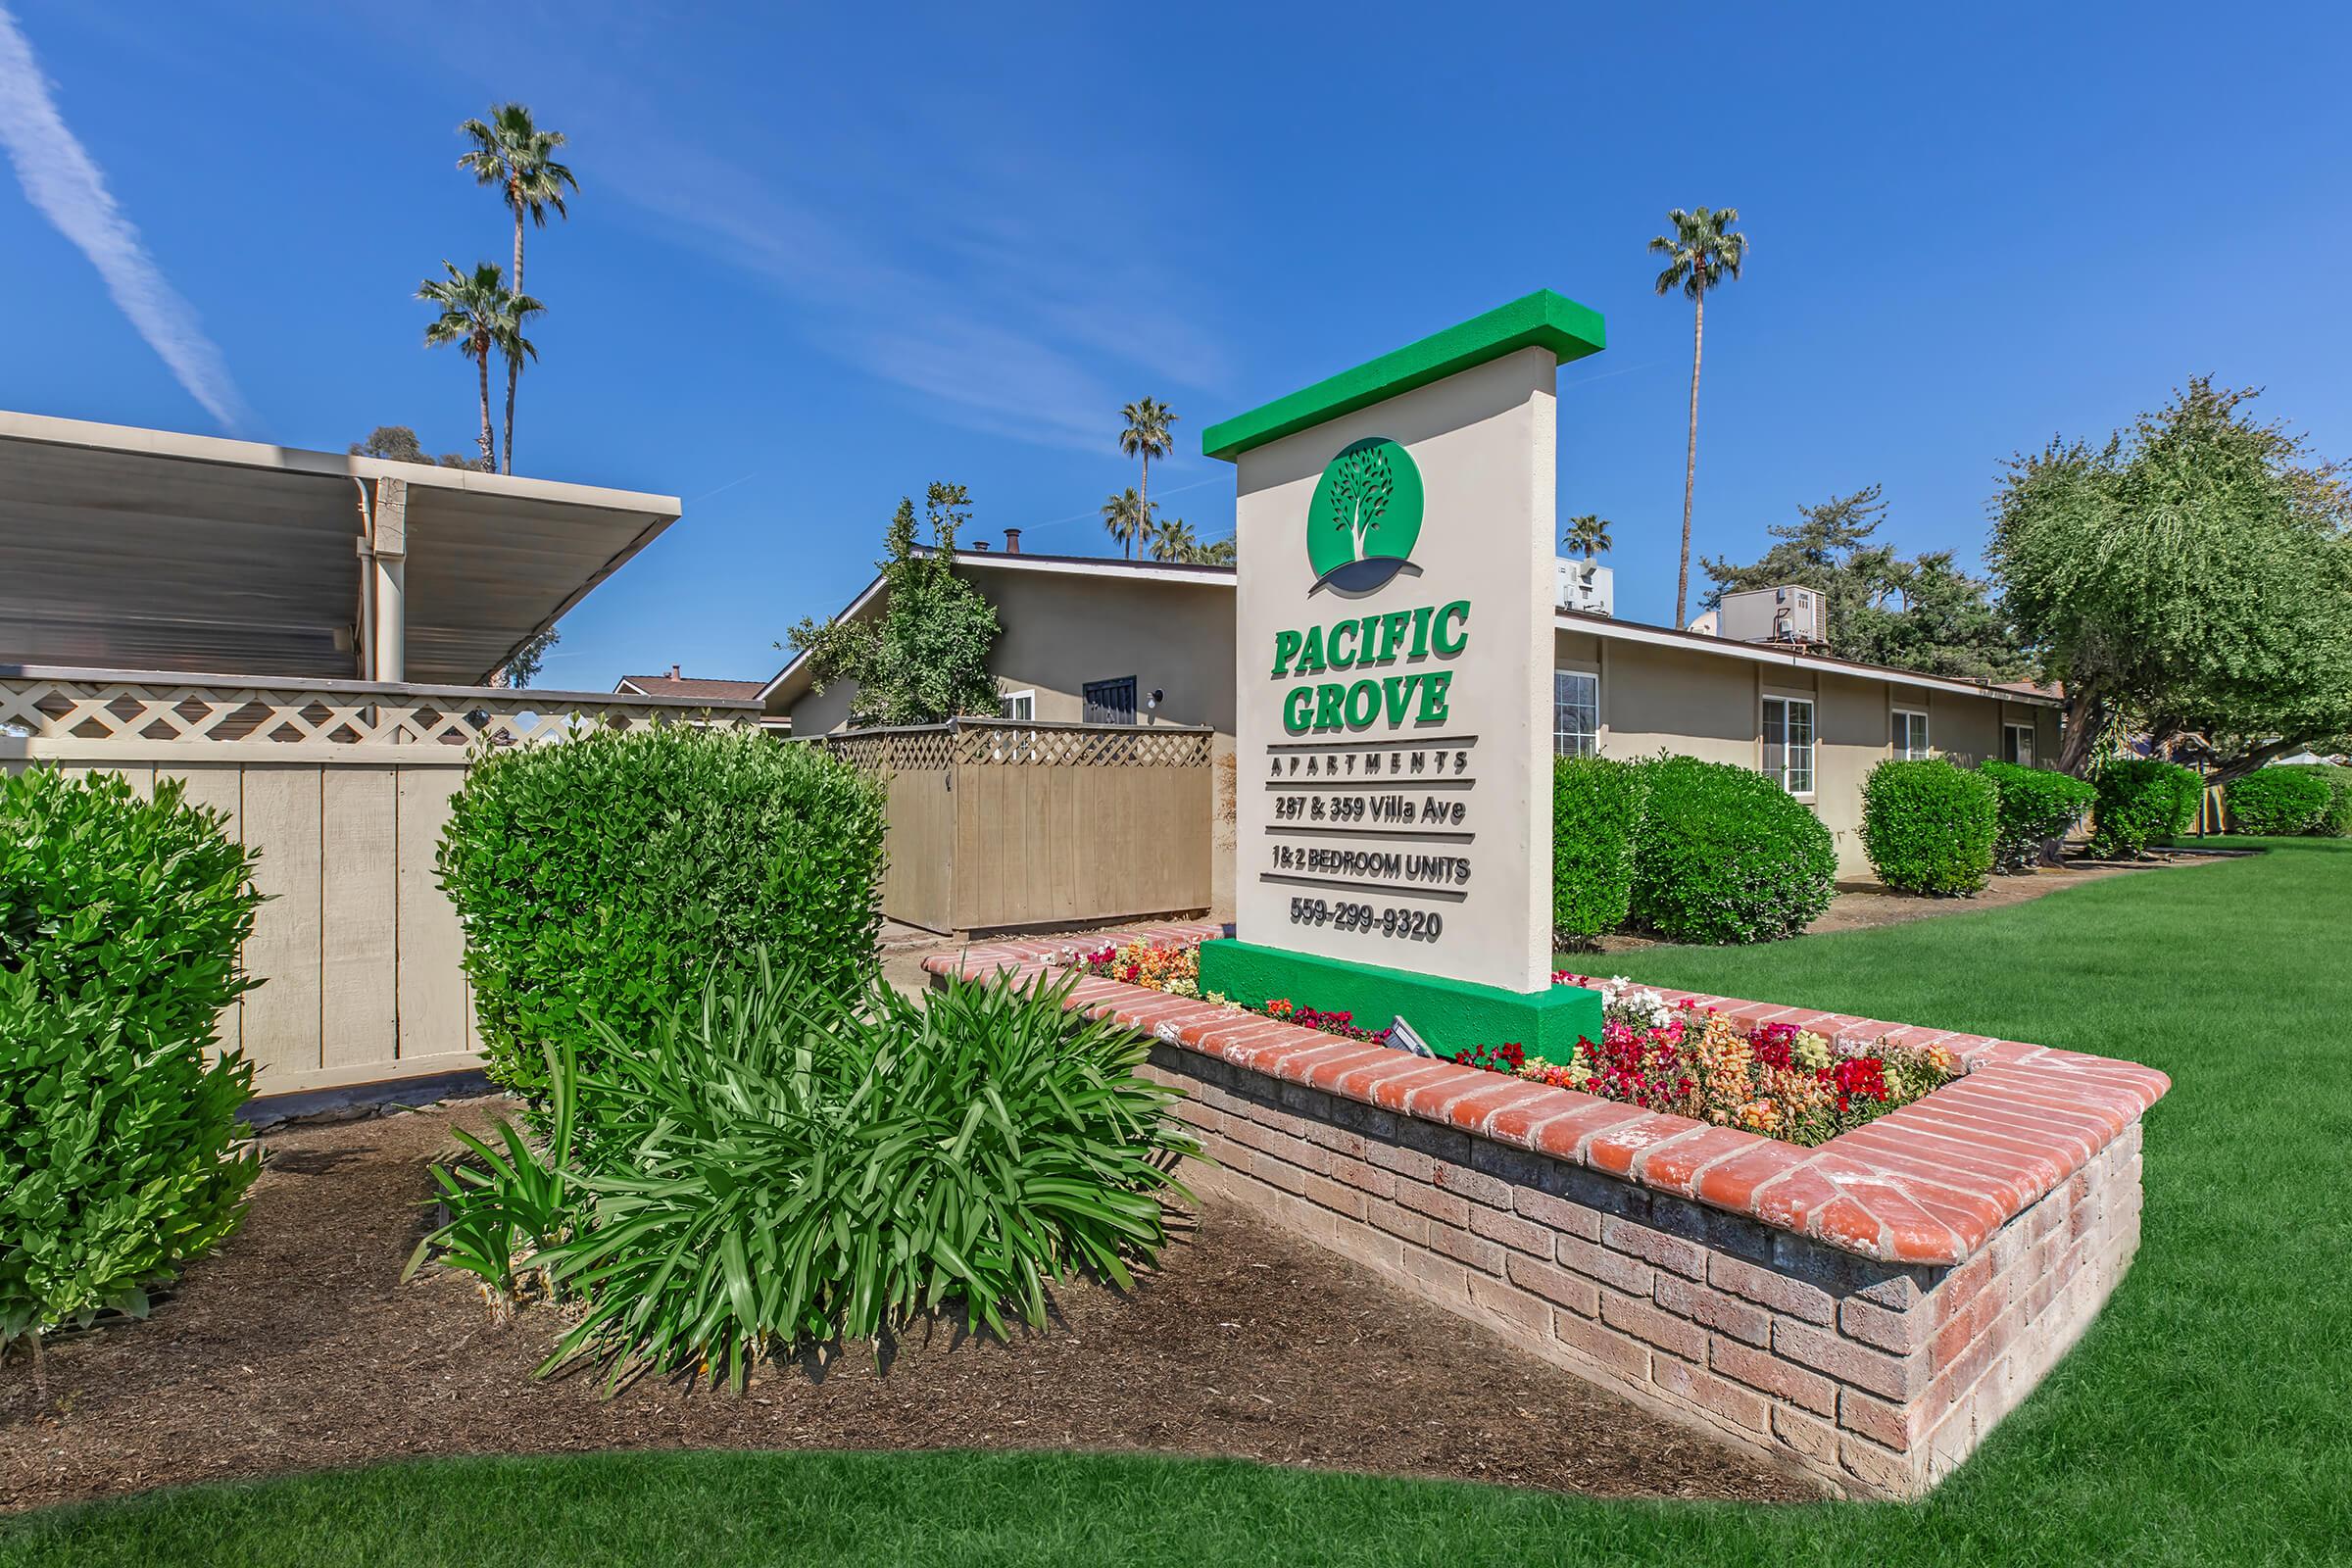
[{"x1": 4, "y1": 1, "x2": 2348, "y2": 691}]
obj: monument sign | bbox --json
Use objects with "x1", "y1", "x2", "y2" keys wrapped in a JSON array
[{"x1": 1197, "y1": 291, "x2": 1610, "y2": 1056}]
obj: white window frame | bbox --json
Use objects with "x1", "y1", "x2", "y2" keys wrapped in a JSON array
[
  {"x1": 1000, "y1": 689, "x2": 1036, "y2": 722},
  {"x1": 1552, "y1": 667, "x2": 1600, "y2": 758},
  {"x1": 1892, "y1": 707, "x2": 1932, "y2": 760},
  {"x1": 2003, "y1": 722, "x2": 2035, "y2": 767},
  {"x1": 1762, "y1": 694, "x2": 1816, "y2": 797}
]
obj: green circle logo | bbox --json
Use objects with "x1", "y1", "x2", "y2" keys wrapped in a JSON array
[{"x1": 1306, "y1": 436, "x2": 1423, "y2": 594}]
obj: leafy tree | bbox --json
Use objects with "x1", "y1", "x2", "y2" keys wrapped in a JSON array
[
  {"x1": 349, "y1": 425, "x2": 488, "y2": 469},
  {"x1": 1195, "y1": 535, "x2": 1238, "y2": 565},
  {"x1": 1989, "y1": 379, "x2": 2352, "y2": 778},
  {"x1": 785, "y1": 483, "x2": 1003, "y2": 726},
  {"x1": 1117, "y1": 398, "x2": 1177, "y2": 557},
  {"x1": 1324, "y1": 442, "x2": 1396, "y2": 562},
  {"x1": 1101, "y1": 487, "x2": 1151, "y2": 559},
  {"x1": 458, "y1": 104, "x2": 576, "y2": 475},
  {"x1": 1564, "y1": 513, "x2": 1613, "y2": 564},
  {"x1": 1702, "y1": 485, "x2": 2026, "y2": 681},
  {"x1": 1649, "y1": 206, "x2": 1748, "y2": 628},
  {"x1": 418, "y1": 262, "x2": 539, "y2": 472},
  {"x1": 351, "y1": 425, "x2": 430, "y2": 464},
  {"x1": 494, "y1": 628, "x2": 559, "y2": 688}
]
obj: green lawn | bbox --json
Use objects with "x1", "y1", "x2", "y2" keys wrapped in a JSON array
[{"x1": 6, "y1": 840, "x2": 2348, "y2": 1568}]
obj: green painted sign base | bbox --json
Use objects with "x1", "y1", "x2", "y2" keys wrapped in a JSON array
[{"x1": 1197, "y1": 939, "x2": 1604, "y2": 1061}]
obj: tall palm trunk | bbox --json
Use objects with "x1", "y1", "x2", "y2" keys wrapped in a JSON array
[
  {"x1": 475, "y1": 346, "x2": 497, "y2": 471},
  {"x1": 1676, "y1": 291, "x2": 1704, "y2": 628},
  {"x1": 1135, "y1": 454, "x2": 1149, "y2": 559},
  {"x1": 503, "y1": 206, "x2": 524, "y2": 475}
]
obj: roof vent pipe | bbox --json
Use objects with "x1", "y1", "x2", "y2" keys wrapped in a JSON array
[{"x1": 1004, "y1": 527, "x2": 1022, "y2": 554}]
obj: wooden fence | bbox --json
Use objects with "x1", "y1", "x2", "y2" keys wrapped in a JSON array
[
  {"x1": 816, "y1": 718, "x2": 1214, "y2": 934},
  {"x1": 1, "y1": 664, "x2": 758, "y2": 1099}
]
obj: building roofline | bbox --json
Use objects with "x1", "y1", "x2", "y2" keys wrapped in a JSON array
[
  {"x1": 758, "y1": 548, "x2": 2061, "y2": 712},
  {"x1": 0, "y1": 409, "x2": 682, "y2": 514}
]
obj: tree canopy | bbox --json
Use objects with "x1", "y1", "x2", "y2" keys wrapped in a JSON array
[
  {"x1": 785, "y1": 483, "x2": 1003, "y2": 726},
  {"x1": 1989, "y1": 379, "x2": 2352, "y2": 777},
  {"x1": 350, "y1": 425, "x2": 485, "y2": 470},
  {"x1": 1701, "y1": 485, "x2": 2026, "y2": 682}
]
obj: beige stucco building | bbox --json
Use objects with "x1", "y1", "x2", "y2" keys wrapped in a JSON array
[{"x1": 760, "y1": 547, "x2": 2062, "y2": 904}]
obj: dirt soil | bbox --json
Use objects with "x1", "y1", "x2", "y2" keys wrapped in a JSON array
[{"x1": 0, "y1": 1101, "x2": 1820, "y2": 1514}]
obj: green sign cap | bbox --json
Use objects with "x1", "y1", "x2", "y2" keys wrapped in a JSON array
[{"x1": 1200, "y1": 288, "x2": 1606, "y2": 463}]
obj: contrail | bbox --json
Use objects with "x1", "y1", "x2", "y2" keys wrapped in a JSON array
[{"x1": 0, "y1": 4, "x2": 252, "y2": 433}]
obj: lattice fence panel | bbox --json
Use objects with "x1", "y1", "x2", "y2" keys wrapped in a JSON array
[
  {"x1": 819, "y1": 727, "x2": 956, "y2": 773},
  {"x1": 956, "y1": 723, "x2": 1212, "y2": 767},
  {"x1": 0, "y1": 674, "x2": 755, "y2": 750}
]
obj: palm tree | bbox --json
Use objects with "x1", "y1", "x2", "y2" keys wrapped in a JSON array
[
  {"x1": 1565, "y1": 513, "x2": 1614, "y2": 564},
  {"x1": 1117, "y1": 398, "x2": 1177, "y2": 557},
  {"x1": 1649, "y1": 206, "x2": 1748, "y2": 627},
  {"x1": 1148, "y1": 516, "x2": 1200, "y2": 563},
  {"x1": 458, "y1": 104, "x2": 576, "y2": 474},
  {"x1": 1101, "y1": 488, "x2": 1151, "y2": 560},
  {"x1": 418, "y1": 262, "x2": 539, "y2": 472}
]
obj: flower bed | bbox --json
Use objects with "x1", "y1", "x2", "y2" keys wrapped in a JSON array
[
  {"x1": 938, "y1": 922, "x2": 2169, "y2": 1500},
  {"x1": 1064, "y1": 940, "x2": 1957, "y2": 1149},
  {"x1": 1069, "y1": 939, "x2": 1390, "y2": 1046}
]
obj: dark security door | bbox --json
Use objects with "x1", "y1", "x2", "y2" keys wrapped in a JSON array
[{"x1": 1083, "y1": 676, "x2": 1138, "y2": 724}]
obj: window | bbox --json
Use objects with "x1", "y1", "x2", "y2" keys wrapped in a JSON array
[
  {"x1": 1763, "y1": 695, "x2": 1815, "y2": 795},
  {"x1": 1553, "y1": 668, "x2": 1599, "y2": 757},
  {"x1": 1892, "y1": 708, "x2": 1931, "y2": 760},
  {"x1": 1082, "y1": 676, "x2": 1137, "y2": 725},
  {"x1": 2003, "y1": 722, "x2": 2035, "y2": 767},
  {"x1": 1000, "y1": 690, "x2": 1035, "y2": 721}
]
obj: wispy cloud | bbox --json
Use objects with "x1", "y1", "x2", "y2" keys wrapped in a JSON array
[
  {"x1": 606, "y1": 136, "x2": 1221, "y2": 453},
  {"x1": 0, "y1": 4, "x2": 251, "y2": 432}
]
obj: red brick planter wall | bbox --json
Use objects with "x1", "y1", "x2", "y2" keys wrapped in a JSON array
[{"x1": 929, "y1": 927, "x2": 2166, "y2": 1499}]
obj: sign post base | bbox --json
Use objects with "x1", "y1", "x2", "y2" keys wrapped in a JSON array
[{"x1": 1198, "y1": 938, "x2": 1603, "y2": 1061}]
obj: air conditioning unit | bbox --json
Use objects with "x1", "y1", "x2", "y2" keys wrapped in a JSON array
[
  {"x1": 1554, "y1": 559, "x2": 1614, "y2": 616},
  {"x1": 1717, "y1": 584, "x2": 1827, "y2": 647}
]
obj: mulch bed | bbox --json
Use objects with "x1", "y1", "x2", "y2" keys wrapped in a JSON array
[{"x1": 0, "y1": 1098, "x2": 1818, "y2": 1513}]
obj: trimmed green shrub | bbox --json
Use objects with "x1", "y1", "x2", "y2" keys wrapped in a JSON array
[
  {"x1": 1980, "y1": 760, "x2": 2097, "y2": 872},
  {"x1": 1, "y1": 768, "x2": 264, "y2": 1348},
  {"x1": 1550, "y1": 755, "x2": 1647, "y2": 948},
  {"x1": 411, "y1": 957, "x2": 1195, "y2": 1385},
  {"x1": 2305, "y1": 764, "x2": 2352, "y2": 837},
  {"x1": 2088, "y1": 758, "x2": 2202, "y2": 858},
  {"x1": 438, "y1": 726, "x2": 887, "y2": 1104},
  {"x1": 2226, "y1": 767, "x2": 2334, "y2": 837},
  {"x1": 1628, "y1": 755, "x2": 1838, "y2": 945},
  {"x1": 1859, "y1": 759, "x2": 1998, "y2": 896}
]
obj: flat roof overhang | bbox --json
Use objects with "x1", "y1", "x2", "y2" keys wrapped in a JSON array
[{"x1": 0, "y1": 411, "x2": 682, "y2": 685}]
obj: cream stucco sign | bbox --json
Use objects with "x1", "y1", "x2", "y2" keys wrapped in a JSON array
[{"x1": 1197, "y1": 292, "x2": 1610, "y2": 1054}]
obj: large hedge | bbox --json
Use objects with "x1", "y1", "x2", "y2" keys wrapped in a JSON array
[
  {"x1": 1550, "y1": 755, "x2": 1647, "y2": 949},
  {"x1": 2304, "y1": 764, "x2": 2352, "y2": 837},
  {"x1": 1859, "y1": 759, "x2": 1997, "y2": 896},
  {"x1": 1628, "y1": 756, "x2": 1838, "y2": 945},
  {"x1": 2087, "y1": 758, "x2": 2202, "y2": 858},
  {"x1": 1, "y1": 768, "x2": 264, "y2": 1348},
  {"x1": 1980, "y1": 760, "x2": 2097, "y2": 872},
  {"x1": 438, "y1": 726, "x2": 888, "y2": 1102},
  {"x1": 2226, "y1": 767, "x2": 2335, "y2": 837}
]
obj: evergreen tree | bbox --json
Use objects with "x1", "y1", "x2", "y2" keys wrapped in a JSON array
[
  {"x1": 1702, "y1": 485, "x2": 2026, "y2": 682},
  {"x1": 786, "y1": 484, "x2": 1003, "y2": 725}
]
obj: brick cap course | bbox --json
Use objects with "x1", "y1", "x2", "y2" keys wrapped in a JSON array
[{"x1": 927, "y1": 932, "x2": 2167, "y2": 1268}]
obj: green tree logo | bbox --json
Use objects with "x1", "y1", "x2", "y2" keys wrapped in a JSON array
[{"x1": 1306, "y1": 436, "x2": 1424, "y2": 593}]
